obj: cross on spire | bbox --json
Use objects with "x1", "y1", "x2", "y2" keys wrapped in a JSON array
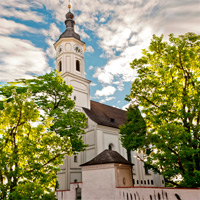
[{"x1": 68, "y1": 0, "x2": 71, "y2": 11}]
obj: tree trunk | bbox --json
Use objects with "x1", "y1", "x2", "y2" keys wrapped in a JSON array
[{"x1": 127, "y1": 150, "x2": 132, "y2": 163}]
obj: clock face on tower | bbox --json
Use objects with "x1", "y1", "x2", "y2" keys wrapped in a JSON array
[{"x1": 74, "y1": 44, "x2": 83, "y2": 55}]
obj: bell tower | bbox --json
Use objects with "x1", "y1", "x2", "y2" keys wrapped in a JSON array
[{"x1": 54, "y1": 3, "x2": 91, "y2": 111}]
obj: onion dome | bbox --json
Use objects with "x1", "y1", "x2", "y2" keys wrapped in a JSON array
[
  {"x1": 66, "y1": 11, "x2": 74, "y2": 19},
  {"x1": 59, "y1": 3, "x2": 81, "y2": 41}
]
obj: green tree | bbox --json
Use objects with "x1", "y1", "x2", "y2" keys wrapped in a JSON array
[
  {"x1": 128, "y1": 32, "x2": 200, "y2": 187},
  {"x1": 120, "y1": 105, "x2": 146, "y2": 162},
  {"x1": 0, "y1": 70, "x2": 87, "y2": 153},
  {"x1": 0, "y1": 89, "x2": 72, "y2": 199},
  {"x1": 0, "y1": 71, "x2": 87, "y2": 198}
]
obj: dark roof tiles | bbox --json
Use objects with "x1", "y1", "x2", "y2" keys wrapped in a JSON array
[
  {"x1": 59, "y1": 30, "x2": 81, "y2": 40},
  {"x1": 80, "y1": 150, "x2": 133, "y2": 167},
  {"x1": 83, "y1": 100, "x2": 127, "y2": 128}
]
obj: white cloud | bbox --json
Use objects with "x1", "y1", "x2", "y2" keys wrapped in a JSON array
[
  {"x1": 90, "y1": 83, "x2": 97, "y2": 87},
  {"x1": 71, "y1": 0, "x2": 200, "y2": 97},
  {"x1": 99, "y1": 17, "x2": 106, "y2": 23},
  {"x1": 100, "y1": 96, "x2": 116, "y2": 103},
  {"x1": 95, "y1": 86, "x2": 116, "y2": 97},
  {"x1": 42, "y1": 23, "x2": 61, "y2": 41},
  {"x1": 0, "y1": 1, "x2": 43, "y2": 22},
  {"x1": 122, "y1": 102, "x2": 131, "y2": 110},
  {"x1": 93, "y1": 68, "x2": 114, "y2": 84},
  {"x1": 86, "y1": 46, "x2": 94, "y2": 53},
  {"x1": 75, "y1": 26, "x2": 90, "y2": 39},
  {"x1": 0, "y1": 0, "x2": 199, "y2": 102},
  {"x1": 89, "y1": 65, "x2": 94, "y2": 70},
  {"x1": 0, "y1": 36, "x2": 49, "y2": 82},
  {"x1": 0, "y1": 18, "x2": 36, "y2": 36},
  {"x1": 42, "y1": 23, "x2": 61, "y2": 59},
  {"x1": 93, "y1": 47, "x2": 140, "y2": 85},
  {"x1": 45, "y1": 39, "x2": 56, "y2": 59}
]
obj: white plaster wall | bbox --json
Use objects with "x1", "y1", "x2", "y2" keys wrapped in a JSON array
[
  {"x1": 131, "y1": 151, "x2": 165, "y2": 187},
  {"x1": 56, "y1": 182, "x2": 82, "y2": 200},
  {"x1": 116, "y1": 165, "x2": 133, "y2": 187},
  {"x1": 85, "y1": 148, "x2": 95, "y2": 162},
  {"x1": 57, "y1": 153, "x2": 82, "y2": 190},
  {"x1": 96, "y1": 125, "x2": 127, "y2": 159},
  {"x1": 104, "y1": 132, "x2": 120, "y2": 151},
  {"x1": 70, "y1": 172, "x2": 81, "y2": 183},
  {"x1": 82, "y1": 164, "x2": 116, "y2": 200},
  {"x1": 70, "y1": 154, "x2": 82, "y2": 169},
  {"x1": 116, "y1": 187, "x2": 200, "y2": 200},
  {"x1": 55, "y1": 38, "x2": 85, "y2": 78},
  {"x1": 57, "y1": 172, "x2": 66, "y2": 190},
  {"x1": 62, "y1": 75, "x2": 90, "y2": 110},
  {"x1": 72, "y1": 89, "x2": 88, "y2": 108},
  {"x1": 57, "y1": 121, "x2": 165, "y2": 190},
  {"x1": 85, "y1": 130, "x2": 95, "y2": 146},
  {"x1": 56, "y1": 183, "x2": 200, "y2": 200}
]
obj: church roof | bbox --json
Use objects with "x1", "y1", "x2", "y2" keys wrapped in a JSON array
[
  {"x1": 82, "y1": 101, "x2": 127, "y2": 128},
  {"x1": 59, "y1": 30, "x2": 81, "y2": 41},
  {"x1": 80, "y1": 149, "x2": 133, "y2": 167}
]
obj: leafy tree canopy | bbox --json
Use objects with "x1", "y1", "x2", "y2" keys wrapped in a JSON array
[
  {"x1": 0, "y1": 70, "x2": 87, "y2": 198},
  {"x1": 0, "y1": 70, "x2": 87, "y2": 153},
  {"x1": 120, "y1": 105, "x2": 146, "y2": 151},
  {"x1": 128, "y1": 32, "x2": 200, "y2": 187},
  {"x1": 0, "y1": 89, "x2": 71, "y2": 199}
]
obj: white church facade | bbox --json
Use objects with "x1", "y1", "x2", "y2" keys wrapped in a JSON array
[{"x1": 54, "y1": 6, "x2": 165, "y2": 191}]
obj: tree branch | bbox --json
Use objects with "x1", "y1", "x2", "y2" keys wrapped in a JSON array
[
  {"x1": 141, "y1": 96, "x2": 174, "y2": 114},
  {"x1": 167, "y1": 146, "x2": 185, "y2": 174}
]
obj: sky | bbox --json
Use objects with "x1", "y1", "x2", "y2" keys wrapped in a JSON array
[{"x1": 0, "y1": 0, "x2": 200, "y2": 109}]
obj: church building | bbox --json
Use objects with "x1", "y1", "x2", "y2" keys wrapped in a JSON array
[{"x1": 54, "y1": 4, "x2": 165, "y2": 190}]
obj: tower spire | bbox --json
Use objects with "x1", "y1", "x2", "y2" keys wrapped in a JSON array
[
  {"x1": 68, "y1": 0, "x2": 71, "y2": 11},
  {"x1": 58, "y1": 0, "x2": 81, "y2": 41}
]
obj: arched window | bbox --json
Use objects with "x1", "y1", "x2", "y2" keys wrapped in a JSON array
[
  {"x1": 76, "y1": 60, "x2": 80, "y2": 71},
  {"x1": 108, "y1": 143, "x2": 114, "y2": 150},
  {"x1": 58, "y1": 61, "x2": 62, "y2": 72}
]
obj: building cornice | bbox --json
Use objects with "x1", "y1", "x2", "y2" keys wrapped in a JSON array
[
  {"x1": 62, "y1": 71, "x2": 91, "y2": 84},
  {"x1": 54, "y1": 37, "x2": 86, "y2": 51}
]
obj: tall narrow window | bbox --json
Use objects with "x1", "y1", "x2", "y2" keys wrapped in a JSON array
[
  {"x1": 74, "y1": 155, "x2": 77, "y2": 163},
  {"x1": 76, "y1": 60, "x2": 80, "y2": 71},
  {"x1": 58, "y1": 61, "x2": 62, "y2": 72}
]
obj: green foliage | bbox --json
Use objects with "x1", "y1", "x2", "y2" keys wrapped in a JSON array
[
  {"x1": 120, "y1": 105, "x2": 146, "y2": 151},
  {"x1": 128, "y1": 32, "x2": 200, "y2": 187},
  {"x1": 0, "y1": 70, "x2": 87, "y2": 153},
  {"x1": 0, "y1": 89, "x2": 71, "y2": 199},
  {"x1": 10, "y1": 182, "x2": 57, "y2": 200},
  {"x1": 0, "y1": 70, "x2": 87, "y2": 198}
]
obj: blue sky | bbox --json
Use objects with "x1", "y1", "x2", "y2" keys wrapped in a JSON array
[{"x1": 0, "y1": 0, "x2": 200, "y2": 109}]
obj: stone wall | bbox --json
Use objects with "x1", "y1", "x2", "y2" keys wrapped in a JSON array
[
  {"x1": 56, "y1": 182, "x2": 82, "y2": 200},
  {"x1": 116, "y1": 187, "x2": 200, "y2": 200},
  {"x1": 56, "y1": 186, "x2": 200, "y2": 200}
]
